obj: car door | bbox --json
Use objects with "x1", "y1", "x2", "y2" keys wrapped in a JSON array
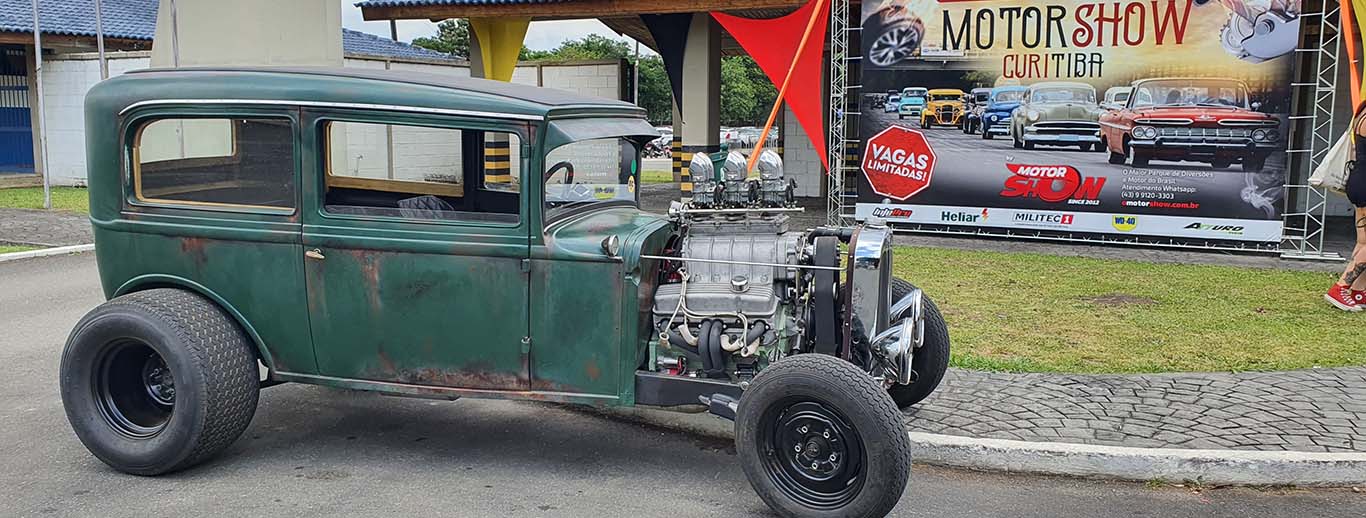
[{"x1": 300, "y1": 108, "x2": 532, "y2": 390}]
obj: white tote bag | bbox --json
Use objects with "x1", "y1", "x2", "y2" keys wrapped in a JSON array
[{"x1": 1309, "y1": 130, "x2": 1353, "y2": 193}]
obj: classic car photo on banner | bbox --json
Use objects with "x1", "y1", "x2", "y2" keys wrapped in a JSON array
[{"x1": 855, "y1": 0, "x2": 1301, "y2": 245}]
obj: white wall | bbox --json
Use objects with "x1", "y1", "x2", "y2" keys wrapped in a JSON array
[
  {"x1": 782, "y1": 105, "x2": 822, "y2": 198},
  {"x1": 41, "y1": 54, "x2": 623, "y2": 186}
]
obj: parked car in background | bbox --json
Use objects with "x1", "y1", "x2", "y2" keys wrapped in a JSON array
[
  {"x1": 1010, "y1": 82, "x2": 1104, "y2": 150},
  {"x1": 884, "y1": 92, "x2": 901, "y2": 113},
  {"x1": 962, "y1": 87, "x2": 992, "y2": 134},
  {"x1": 979, "y1": 85, "x2": 1027, "y2": 140},
  {"x1": 1099, "y1": 77, "x2": 1279, "y2": 171},
  {"x1": 920, "y1": 88, "x2": 967, "y2": 128},
  {"x1": 1101, "y1": 86, "x2": 1132, "y2": 110}
]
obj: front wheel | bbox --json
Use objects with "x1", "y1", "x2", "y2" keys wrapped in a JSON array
[
  {"x1": 738, "y1": 354, "x2": 911, "y2": 518},
  {"x1": 886, "y1": 278, "x2": 950, "y2": 409},
  {"x1": 60, "y1": 289, "x2": 260, "y2": 475}
]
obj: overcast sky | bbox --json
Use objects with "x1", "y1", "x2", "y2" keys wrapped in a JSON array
[{"x1": 339, "y1": 0, "x2": 637, "y2": 51}]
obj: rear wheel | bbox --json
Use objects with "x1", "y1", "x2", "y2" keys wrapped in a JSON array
[
  {"x1": 738, "y1": 354, "x2": 911, "y2": 518},
  {"x1": 886, "y1": 278, "x2": 950, "y2": 409},
  {"x1": 60, "y1": 289, "x2": 259, "y2": 475}
]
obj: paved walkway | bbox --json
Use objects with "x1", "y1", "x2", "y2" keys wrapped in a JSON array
[
  {"x1": 905, "y1": 367, "x2": 1366, "y2": 453},
  {"x1": 0, "y1": 208, "x2": 91, "y2": 247}
]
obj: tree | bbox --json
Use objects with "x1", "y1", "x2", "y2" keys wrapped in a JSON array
[
  {"x1": 720, "y1": 56, "x2": 758, "y2": 126},
  {"x1": 412, "y1": 19, "x2": 471, "y2": 58},
  {"x1": 636, "y1": 56, "x2": 673, "y2": 125}
]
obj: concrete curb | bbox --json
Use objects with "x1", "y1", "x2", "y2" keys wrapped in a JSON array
[
  {"x1": 0, "y1": 244, "x2": 94, "y2": 263},
  {"x1": 596, "y1": 406, "x2": 1366, "y2": 487}
]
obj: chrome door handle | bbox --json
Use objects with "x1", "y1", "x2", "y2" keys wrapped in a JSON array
[{"x1": 305, "y1": 248, "x2": 325, "y2": 260}]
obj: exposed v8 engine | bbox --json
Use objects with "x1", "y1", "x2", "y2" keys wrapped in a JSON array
[{"x1": 648, "y1": 151, "x2": 949, "y2": 408}]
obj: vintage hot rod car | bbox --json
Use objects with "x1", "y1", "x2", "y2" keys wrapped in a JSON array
[
  {"x1": 979, "y1": 85, "x2": 1026, "y2": 140},
  {"x1": 961, "y1": 87, "x2": 992, "y2": 134},
  {"x1": 1010, "y1": 82, "x2": 1105, "y2": 151},
  {"x1": 1099, "y1": 77, "x2": 1279, "y2": 171},
  {"x1": 60, "y1": 68, "x2": 950, "y2": 518},
  {"x1": 920, "y1": 89, "x2": 967, "y2": 129}
]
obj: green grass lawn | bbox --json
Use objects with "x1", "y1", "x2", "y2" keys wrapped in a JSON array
[
  {"x1": 0, "y1": 187, "x2": 90, "y2": 213},
  {"x1": 892, "y1": 246, "x2": 1363, "y2": 374},
  {"x1": 0, "y1": 245, "x2": 39, "y2": 254},
  {"x1": 640, "y1": 170, "x2": 675, "y2": 184}
]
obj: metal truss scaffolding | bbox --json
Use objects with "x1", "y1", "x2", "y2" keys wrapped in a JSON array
[
  {"x1": 826, "y1": 0, "x2": 856, "y2": 226},
  {"x1": 1282, "y1": 0, "x2": 1345, "y2": 261}
]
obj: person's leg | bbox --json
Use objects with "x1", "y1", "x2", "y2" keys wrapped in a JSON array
[{"x1": 1348, "y1": 207, "x2": 1366, "y2": 290}]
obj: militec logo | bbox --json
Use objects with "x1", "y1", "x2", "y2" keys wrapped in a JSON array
[
  {"x1": 871, "y1": 207, "x2": 914, "y2": 218},
  {"x1": 1013, "y1": 211, "x2": 1074, "y2": 226},
  {"x1": 942, "y1": 209, "x2": 988, "y2": 223},
  {"x1": 1000, "y1": 164, "x2": 1105, "y2": 205},
  {"x1": 1184, "y1": 222, "x2": 1244, "y2": 235}
]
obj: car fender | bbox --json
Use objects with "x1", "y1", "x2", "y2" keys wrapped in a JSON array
[{"x1": 112, "y1": 274, "x2": 278, "y2": 371}]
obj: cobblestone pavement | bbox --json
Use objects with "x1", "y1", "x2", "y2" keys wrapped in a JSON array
[
  {"x1": 0, "y1": 208, "x2": 91, "y2": 247},
  {"x1": 906, "y1": 367, "x2": 1366, "y2": 453}
]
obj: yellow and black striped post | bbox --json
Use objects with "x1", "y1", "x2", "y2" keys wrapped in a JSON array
[
  {"x1": 671, "y1": 136, "x2": 688, "y2": 197},
  {"x1": 485, "y1": 135, "x2": 512, "y2": 185}
]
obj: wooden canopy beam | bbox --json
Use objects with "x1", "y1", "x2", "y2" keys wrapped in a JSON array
[{"x1": 360, "y1": 0, "x2": 807, "y2": 21}]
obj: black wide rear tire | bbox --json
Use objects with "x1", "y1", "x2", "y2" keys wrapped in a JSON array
[
  {"x1": 60, "y1": 288, "x2": 259, "y2": 475},
  {"x1": 737, "y1": 354, "x2": 912, "y2": 518},
  {"x1": 886, "y1": 278, "x2": 950, "y2": 409}
]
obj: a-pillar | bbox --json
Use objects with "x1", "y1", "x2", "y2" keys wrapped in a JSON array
[{"x1": 673, "y1": 14, "x2": 721, "y2": 199}]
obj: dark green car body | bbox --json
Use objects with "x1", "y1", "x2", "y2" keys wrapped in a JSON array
[{"x1": 86, "y1": 67, "x2": 666, "y2": 407}]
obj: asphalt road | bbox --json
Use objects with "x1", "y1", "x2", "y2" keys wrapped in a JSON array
[{"x1": 3, "y1": 252, "x2": 1364, "y2": 517}]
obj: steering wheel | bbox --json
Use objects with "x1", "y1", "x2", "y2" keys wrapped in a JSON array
[{"x1": 545, "y1": 161, "x2": 575, "y2": 185}]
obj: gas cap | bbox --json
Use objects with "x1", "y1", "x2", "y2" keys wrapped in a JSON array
[{"x1": 730, "y1": 275, "x2": 750, "y2": 293}]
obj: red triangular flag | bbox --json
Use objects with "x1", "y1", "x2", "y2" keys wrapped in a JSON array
[{"x1": 713, "y1": 0, "x2": 830, "y2": 171}]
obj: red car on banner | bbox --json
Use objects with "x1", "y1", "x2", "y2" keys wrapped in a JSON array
[{"x1": 1099, "y1": 78, "x2": 1281, "y2": 172}]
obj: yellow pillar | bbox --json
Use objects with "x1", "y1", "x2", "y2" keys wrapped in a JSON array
[{"x1": 468, "y1": 17, "x2": 529, "y2": 82}]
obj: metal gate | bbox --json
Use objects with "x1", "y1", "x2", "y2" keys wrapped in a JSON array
[{"x1": 0, "y1": 45, "x2": 34, "y2": 174}]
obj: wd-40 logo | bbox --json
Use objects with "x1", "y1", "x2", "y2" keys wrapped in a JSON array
[
  {"x1": 871, "y1": 207, "x2": 914, "y2": 218},
  {"x1": 942, "y1": 208, "x2": 988, "y2": 223},
  {"x1": 1112, "y1": 215, "x2": 1137, "y2": 232},
  {"x1": 1000, "y1": 164, "x2": 1105, "y2": 205},
  {"x1": 1184, "y1": 222, "x2": 1244, "y2": 234}
]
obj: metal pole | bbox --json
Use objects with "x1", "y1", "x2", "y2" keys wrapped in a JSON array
[
  {"x1": 169, "y1": 0, "x2": 180, "y2": 67},
  {"x1": 94, "y1": 0, "x2": 107, "y2": 79},
  {"x1": 31, "y1": 0, "x2": 51, "y2": 210},
  {"x1": 633, "y1": 40, "x2": 640, "y2": 105},
  {"x1": 389, "y1": 20, "x2": 398, "y2": 41}
]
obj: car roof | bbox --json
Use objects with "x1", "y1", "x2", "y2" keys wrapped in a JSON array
[
  {"x1": 990, "y1": 85, "x2": 1027, "y2": 93},
  {"x1": 927, "y1": 88, "x2": 965, "y2": 94},
  {"x1": 91, "y1": 66, "x2": 646, "y2": 121},
  {"x1": 1129, "y1": 77, "x2": 1249, "y2": 87},
  {"x1": 1028, "y1": 81, "x2": 1094, "y2": 90}
]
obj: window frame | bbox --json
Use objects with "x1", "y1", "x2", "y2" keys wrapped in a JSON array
[
  {"x1": 124, "y1": 112, "x2": 299, "y2": 215},
  {"x1": 311, "y1": 111, "x2": 531, "y2": 229}
]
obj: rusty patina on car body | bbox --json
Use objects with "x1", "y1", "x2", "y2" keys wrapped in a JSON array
[
  {"x1": 75, "y1": 67, "x2": 944, "y2": 516},
  {"x1": 86, "y1": 67, "x2": 667, "y2": 406}
]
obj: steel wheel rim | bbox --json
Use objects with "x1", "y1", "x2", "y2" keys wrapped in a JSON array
[
  {"x1": 94, "y1": 339, "x2": 174, "y2": 438},
  {"x1": 759, "y1": 399, "x2": 866, "y2": 510}
]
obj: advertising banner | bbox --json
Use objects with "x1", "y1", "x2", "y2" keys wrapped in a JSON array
[{"x1": 856, "y1": 0, "x2": 1301, "y2": 244}]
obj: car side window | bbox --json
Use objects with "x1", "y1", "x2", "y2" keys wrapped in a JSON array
[
  {"x1": 132, "y1": 117, "x2": 295, "y2": 210},
  {"x1": 322, "y1": 120, "x2": 521, "y2": 224}
]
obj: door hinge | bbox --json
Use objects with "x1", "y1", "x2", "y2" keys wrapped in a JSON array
[
  {"x1": 520, "y1": 258, "x2": 531, "y2": 273},
  {"x1": 521, "y1": 336, "x2": 532, "y2": 353}
]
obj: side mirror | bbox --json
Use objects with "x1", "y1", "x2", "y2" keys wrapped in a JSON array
[{"x1": 601, "y1": 235, "x2": 620, "y2": 258}]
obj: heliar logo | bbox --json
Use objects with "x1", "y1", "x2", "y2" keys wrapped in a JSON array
[{"x1": 942, "y1": 209, "x2": 987, "y2": 223}]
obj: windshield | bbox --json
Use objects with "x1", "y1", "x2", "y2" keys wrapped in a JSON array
[
  {"x1": 1130, "y1": 80, "x2": 1248, "y2": 108},
  {"x1": 930, "y1": 93, "x2": 960, "y2": 102},
  {"x1": 1113, "y1": 91, "x2": 1131, "y2": 102},
  {"x1": 544, "y1": 137, "x2": 640, "y2": 220},
  {"x1": 902, "y1": 97, "x2": 925, "y2": 105},
  {"x1": 992, "y1": 90, "x2": 1024, "y2": 103},
  {"x1": 974, "y1": 92, "x2": 989, "y2": 102},
  {"x1": 1031, "y1": 87, "x2": 1095, "y2": 103}
]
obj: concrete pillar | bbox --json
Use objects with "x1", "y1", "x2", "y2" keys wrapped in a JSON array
[
  {"x1": 150, "y1": 0, "x2": 343, "y2": 67},
  {"x1": 676, "y1": 14, "x2": 720, "y2": 198}
]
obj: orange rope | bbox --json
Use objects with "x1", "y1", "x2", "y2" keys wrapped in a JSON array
[
  {"x1": 744, "y1": 0, "x2": 828, "y2": 175},
  {"x1": 1344, "y1": 0, "x2": 1361, "y2": 109}
]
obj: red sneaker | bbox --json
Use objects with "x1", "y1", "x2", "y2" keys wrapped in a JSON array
[
  {"x1": 1354, "y1": 289, "x2": 1366, "y2": 306},
  {"x1": 1325, "y1": 284, "x2": 1363, "y2": 312}
]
